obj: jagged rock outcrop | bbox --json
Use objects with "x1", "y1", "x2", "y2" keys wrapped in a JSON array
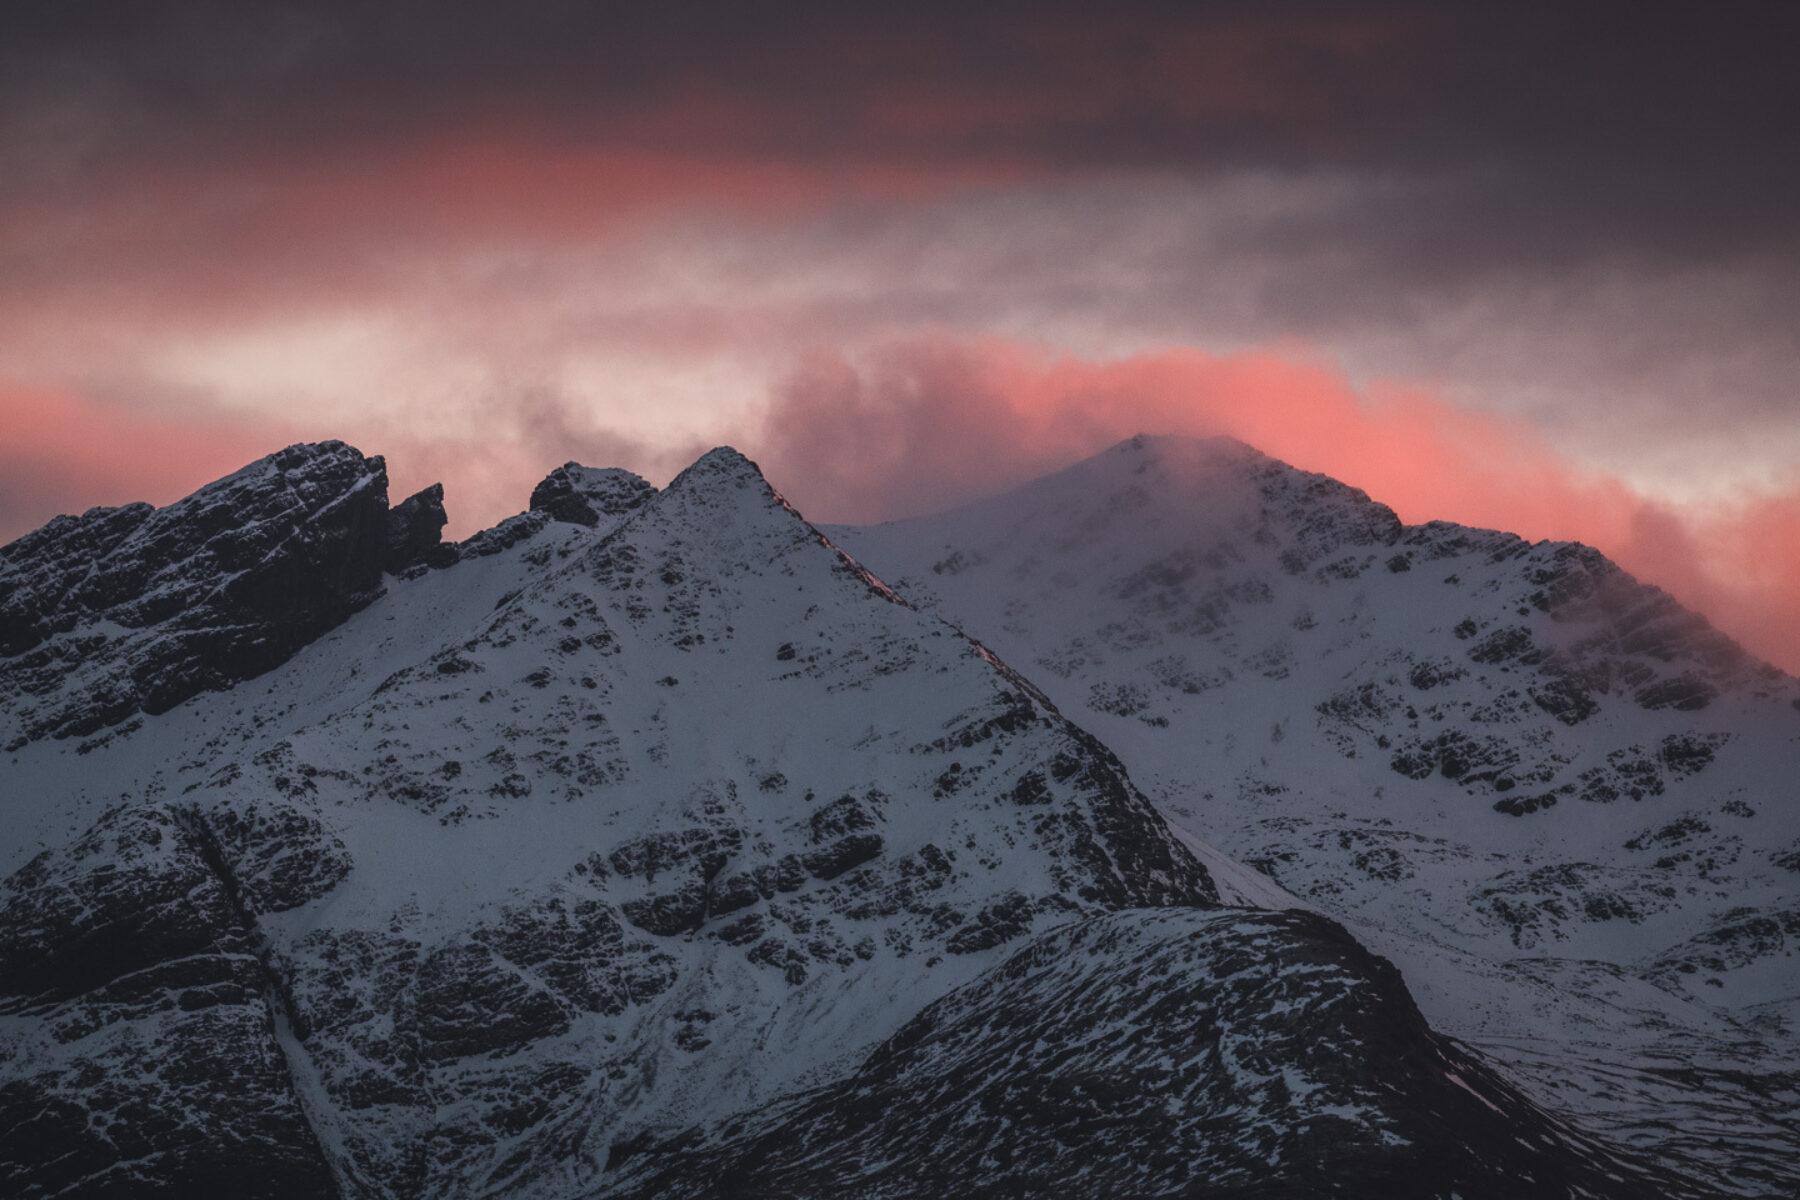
[
  {"x1": 423, "y1": 463, "x2": 658, "y2": 568},
  {"x1": 0, "y1": 441, "x2": 391, "y2": 748},
  {"x1": 384, "y1": 481, "x2": 451, "y2": 573},
  {"x1": 529, "y1": 463, "x2": 656, "y2": 527}
]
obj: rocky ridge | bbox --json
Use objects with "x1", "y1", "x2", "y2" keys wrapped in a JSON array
[
  {"x1": 0, "y1": 443, "x2": 391, "y2": 748},
  {"x1": 2, "y1": 443, "x2": 1227, "y2": 1198},
  {"x1": 0, "y1": 437, "x2": 1765, "y2": 1198},
  {"x1": 606, "y1": 907, "x2": 1678, "y2": 1200}
]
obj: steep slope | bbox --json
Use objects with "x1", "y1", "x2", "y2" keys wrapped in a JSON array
[
  {"x1": 4, "y1": 445, "x2": 1223, "y2": 1198},
  {"x1": 0, "y1": 442, "x2": 392, "y2": 748},
  {"x1": 832, "y1": 433, "x2": 1800, "y2": 1197},
  {"x1": 605, "y1": 907, "x2": 1678, "y2": 1200},
  {"x1": 0, "y1": 804, "x2": 340, "y2": 1199}
]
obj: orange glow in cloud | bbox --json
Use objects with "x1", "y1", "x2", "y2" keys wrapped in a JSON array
[{"x1": 751, "y1": 336, "x2": 1800, "y2": 675}]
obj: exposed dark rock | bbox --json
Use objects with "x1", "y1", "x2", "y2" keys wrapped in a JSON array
[
  {"x1": 1407, "y1": 658, "x2": 1466, "y2": 690},
  {"x1": 451, "y1": 509, "x2": 553, "y2": 560},
  {"x1": 384, "y1": 482, "x2": 452, "y2": 573},
  {"x1": 1387, "y1": 729, "x2": 1520, "y2": 791},
  {"x1": 410, "y1": 941, "x2": 572, "y2": 1062},
  {"x1": 0, "y1": 804, "x2": 340, "y2": 1198},
  {"x1": 0, "y1": 503, "x2": 153, "y2": 657},
  {"x1": 603, "y1": 909, "x2": 1676, "y2": 1200},
  {"x1": 201, "y1": 801, "x2": 354, "y2": 914},
  {"x1": 943, "y1": 891, "x2": 1034, "y2": 953},
  {"x1": 1647, "y1": 906, "x2": 1800, "y2": 990},
  {"x1": 1636, "y1": 675, "x2": 1720, "y2": 711},
  {"x1": 622, "y1": 882, "x2": 710, "y2": 935},
  {"x1": 1473, "y1": 862, "x2": 1678, "y2": 948},
  {"x1": 530, "y1": 463, "x2": 656, "y2": 527},
  {"x1": 0, "y1": 442, "x2": 390, "y2": 744},
  {"x1": 802, "y1": 832, "x2": 884, "y2": 880},
  {"x1": 1659, "y1": 732, "x2": 1729, "y2": 776},
  {"x1": 1469, "y1": 625, "x2": 1540, "y2": 665},
  {"x1": 1531, "y1": 676, "x2": 1601, "y2": 725}
]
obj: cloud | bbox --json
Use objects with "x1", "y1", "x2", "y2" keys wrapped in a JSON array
[
  {"x1": 0, "y1": 384, "x2": 297, "y2": 539},
  {"x1": 2, "y1": 2, "x2": 1794, "y2": 519},
  {"x1": 9, "y1": 337, "x2": 1798, "y2": 677},
  {"x1": 746, "y1": 335, "x2": 1800, "y2": 675},
  {"x1": 0, "y1": 379, "x2": 700, "y2": 547},
  {"x1": 2, "y1": 5, "x2": 1795, "y2": 673}
]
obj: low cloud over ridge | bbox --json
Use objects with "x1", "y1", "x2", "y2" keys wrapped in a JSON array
[{"x1": 748, "y1": 335, "x2": 1800, "y2": 677}]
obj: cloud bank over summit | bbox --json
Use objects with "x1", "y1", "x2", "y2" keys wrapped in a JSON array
[
  {"x1": 750, "y1": 337, "x2": 1800, "y2": 676},
  {"x1": 6, "y1": 336, "x2": 1800, "y2": 676},
  {"x1": 2, "y1": 3, "x2": 1795, "y2": 667}
]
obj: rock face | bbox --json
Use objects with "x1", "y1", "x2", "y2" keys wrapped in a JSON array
[
  {"x1": 384, "y1": 482, "x2": 451, "y2": 573},
  {"x1": 529, "y1": 463, "x2": 656, "y2": 527},
  {"x1": 0, "y1": 437, "x2": 1780, "y2": 1199},
  {"x1": 607, "y1": 908, "x2": 1676, "y2": 1200},
  {"x1": 0, "y1": 441, "x2": 390, "y2": 748},
  {"x1": 0, "y1": 804, "x2": 341, "y2": 1199}
]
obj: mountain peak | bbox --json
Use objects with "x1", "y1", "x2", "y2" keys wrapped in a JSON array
[
  {"x1": 530, "y1": 463, "x2": 657, "y2": 527},
  {"x1": 1112, "y1": 432, "x2": 1264, "y2": 461},
  {"x1": 0, "y1": 441, "x2": 394, "y2": 745},
  {"x1": 658, "y1": 446, "x2": 796, "y2": 526},
  {"x1": 670, "y1": 445, "x2": 767, "y2": 490}
]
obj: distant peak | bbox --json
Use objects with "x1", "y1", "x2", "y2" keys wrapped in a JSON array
[
  {"x1": 692, "y1": 445, "x2": 762, "y2": 474},
  {"x1": 1114, "y1": 432, "x2": 1263, "y2": 456}
]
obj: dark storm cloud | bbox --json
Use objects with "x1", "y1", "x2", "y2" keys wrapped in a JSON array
[
  {"x1": 4, "y1": 0, "x2": 1795, "y2": 362},
  {"x1": 7, "y1": 2, "x2": 1796, "y2": 192}
]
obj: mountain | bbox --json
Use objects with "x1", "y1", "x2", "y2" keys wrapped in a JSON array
[
  {"x1": 0, "y1": 437, "x2": 1773, "y2": 1198},
  {"x1": 831, "y1": 433, "x2": 1800, "y2": 1197}
]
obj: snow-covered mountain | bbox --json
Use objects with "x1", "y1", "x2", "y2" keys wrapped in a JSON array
[
  {"x1": 0, "y1": 436, "x2": 1781, "y2": 1197},
  {"x1": 832, "y1": 433, "x2": 1800, "y2": 1197}
]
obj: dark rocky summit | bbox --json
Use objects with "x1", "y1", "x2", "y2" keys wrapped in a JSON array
[
  {"x1": 0, "y1": 450, "x2": 659, "y2": 750},
  {"x1": 529, "y1": 463, "x2": 656, "y2": 527},
  {"x1": 0, "y1": 441, "x2": 390, "y2": 747}
]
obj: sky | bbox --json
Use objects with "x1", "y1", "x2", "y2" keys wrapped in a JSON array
[{"x1": 3, "y1": 1, "x2": 1798, "y2": 669}]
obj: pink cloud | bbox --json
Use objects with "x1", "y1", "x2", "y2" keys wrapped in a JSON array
[
  {"x1": 748, "y1": 335, "x2": 1800, "y2": 675},
  {"x1": 9, "y1": 338, "x2": 1796, "y2": 679},
  {"x1": 0, "y1": 382, "x2": 691, "y2": 548},
  {"x1": 0, "y1": 385, "x2": 300, "y2": 536}
]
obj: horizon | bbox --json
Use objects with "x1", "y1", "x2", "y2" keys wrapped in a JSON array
[
  {"x1": 11, "y1": 425, "x2": 1800, "y2": 678},
  {"x1": 4, "y1": 2, "x2": 1797, "y2": 671}
]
